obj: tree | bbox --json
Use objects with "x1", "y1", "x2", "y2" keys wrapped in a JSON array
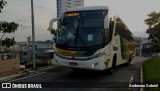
[
  {"x1": 0, "y1": 0, "x2": 7, "y2": 13},
  {"x1": 0, "y1": 21, "x2": 18, "y2": 40},
  {"x1": 145, "y1": 11, "x2": 160, "y2": 52},
  {"x1": 0, "y1": 0, "x2": 19, "y2": 47},
  {"x1": 1, "y1": 37, "x2": 16, "y2": 47},
  {"x1": 145, "y1": 11, "x2": 160, "y2": 41}
]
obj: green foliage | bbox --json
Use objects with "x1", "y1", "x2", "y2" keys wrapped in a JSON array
[
  {"x1": 0, "y1": 0, "x2": 7, "y2": 13},
  {"x1": 0, "y1": 21, "x2": 19, "y2": 47},
  {"x1": 145, "y1": 12, "x2": 160, "y2": 29},
  {"x1": 0, "y1": 21, "x2": 19, "y2": 33},
  {"x1": 0, "y1": 0, "x2": 19, "y2": 48},
  {"x1": 143, "y1": 57, "x2": 160, "y2": 83},
  {"x1": 145, "y1": 11, "x2": 160, "y2": 41},
  {"x1": 145, "y1": 11, "x2": 160, "y2": 52},
  {"x1": 143, "y1": 57, "x2": 160, "y2": 91},
  {"x1": 151, "y1": 42, "x2": 160, "y2": 52},
  {"x1": 1, "y1": 37, "x2": 15, "y2": 47}
]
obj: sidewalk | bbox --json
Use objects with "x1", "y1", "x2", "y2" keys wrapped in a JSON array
[{"x1": 0, "y1": 65, "x2": 57, "y2": 82}]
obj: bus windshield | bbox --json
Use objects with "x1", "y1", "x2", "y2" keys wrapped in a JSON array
[{"x1": 56, "y1": 10, "x2": 108, "y2": 50}]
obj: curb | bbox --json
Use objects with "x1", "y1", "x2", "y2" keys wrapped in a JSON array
[
  {"x1": 0, "y1": 72, "x2": 26, "y2": 82},
  {"x1": 140, "y1": 63, "x2": 144, "y2": 91},
  {"x1": 25, "y1": 65, "x2": 57, "y2": 73},
  {"x1": 0, "y1": 65, "x2": 57, "y2": 82}
]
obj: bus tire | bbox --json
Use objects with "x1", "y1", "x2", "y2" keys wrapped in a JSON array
[
  {"x1": 108, "y1": 67, "x2": 114, "y2": 74},
  {"x1": 126, "y1": 56, "x2": 131, "y2": 66},
  {"x1": 109, "y1": 54, "x2": 117, "y2": 74},
  {"x1": 72, "y1": 68, "x2": 80, "y2": 72}
]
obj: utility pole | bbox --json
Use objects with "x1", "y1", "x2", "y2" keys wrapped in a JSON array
[{"x1": 31, "y1": 0, "x2": 36, "y2": 69}]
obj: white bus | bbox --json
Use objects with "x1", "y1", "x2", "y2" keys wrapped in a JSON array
[{"x1": 48, "y1": 6, "x2": 134, "y2": 72}]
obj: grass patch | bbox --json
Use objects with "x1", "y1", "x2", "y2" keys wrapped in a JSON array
[{"x1": 142, "y1": 57, "x2": 160, "y2": 91}]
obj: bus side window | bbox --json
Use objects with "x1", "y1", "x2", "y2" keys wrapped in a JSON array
[{"x1": 109, "y1": 18, "x2": 114, "y2": 40}]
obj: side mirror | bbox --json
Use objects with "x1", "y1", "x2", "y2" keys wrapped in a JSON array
[
  {"x1": 50, "y1": 28, "x2": 56, "y2": 35},
  {"x1": 48, "y1": 18, "x2": 59, "y2": 35},
  {"x1": 104, "y1": 15, "x2": 109, "y2": 29}
]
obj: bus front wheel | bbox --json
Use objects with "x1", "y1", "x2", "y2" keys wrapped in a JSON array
[
  {"x1": 108, "y1": 54, "x2": 117, "y2": 74},
  {"x1": 126, "y1": 56, "x2": 131, "y2": 66},
  {"x1": 72, "y1": 68, "x2": 81, "y2": 72}
]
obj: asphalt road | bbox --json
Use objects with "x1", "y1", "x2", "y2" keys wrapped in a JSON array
[{"x1": 0, "y1": 56, "x2": 150, "y2": 91}]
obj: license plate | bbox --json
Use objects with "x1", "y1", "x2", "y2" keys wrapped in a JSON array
[{"x1": 69, "y1": 62, "x2": 78, "y2": 66}]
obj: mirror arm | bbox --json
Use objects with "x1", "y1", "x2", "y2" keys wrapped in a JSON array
[{"x1": 48, "y1": 18, "x2": 59, "y2": 31}]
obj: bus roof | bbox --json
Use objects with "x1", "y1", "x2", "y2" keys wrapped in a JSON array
[{"x1": 66, "y1": 6, "x2": 109, "y2": 12}]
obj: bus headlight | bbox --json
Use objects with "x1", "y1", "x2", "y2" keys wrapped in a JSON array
[
  {"x1": 92, "y1": 62, "x2": 99, "y2": 67},
  {"x1": 89, "y1": 52, "x2": 105, "y2": 59}
]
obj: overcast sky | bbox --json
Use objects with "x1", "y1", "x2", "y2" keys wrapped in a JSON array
[{"x1": 0, "y1": 0, "x2": 160, "y2": 42}]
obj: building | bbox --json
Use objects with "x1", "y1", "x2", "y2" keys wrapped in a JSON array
[
  {"x1": 11, "y1": 40, "x2": 53, "y2": 51},
  {"x1": 56, "y1": 0, "x2": 84, "y2": 17},
  {"x1": 10, "y1": 40, "x2": 54, "y2": 64},
  {"x1": 133, "y1": 36, "x2": 151, "y2": 56},
  {"x1": 35, "y1": 41, "x2": 53, "y2": 50},
  {"x1": 141, "y1": 43, "x2": 151, "y2": 56}
]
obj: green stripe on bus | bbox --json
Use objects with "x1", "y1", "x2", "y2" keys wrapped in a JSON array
[
  {"x1": 120, "y1": 36, "x2": 126, "y2": 59},
  {"x1": 75, "y1": 50, "x2": 98, "y2": 56}
]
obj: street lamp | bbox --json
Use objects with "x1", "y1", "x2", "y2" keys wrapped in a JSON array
[{"x1": 31, "y1": 0, "x2": 36, "y2": 69}]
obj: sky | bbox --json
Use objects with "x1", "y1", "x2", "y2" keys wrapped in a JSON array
[{"x1": 0, "y1": 0, "x2": 160, "y2": 42}]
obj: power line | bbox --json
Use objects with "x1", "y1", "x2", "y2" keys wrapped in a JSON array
[{"x1": 20, "y1": 25, "x2": 47, "y2": 31}]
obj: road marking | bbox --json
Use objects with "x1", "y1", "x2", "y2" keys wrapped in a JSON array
[
  {"x1": 128, "y1": 74, "x2": 134, "y2": 90},
  {"x1": 8, "y1": 72, "x2": 46, "y2": 82},
  {"x1": 3, "y1": 55, "x2": 8, "y2": 60},
  {"x1": 129, "y1": 74, "x2": 134, "y2": 83},
  {"x1": 140, "y1": 64, "x2": 144, "y2": 91}
]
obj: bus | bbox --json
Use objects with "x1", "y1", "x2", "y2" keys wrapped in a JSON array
[{"x1": 48, "y1": 6, "x2": 134, "y2": 72}]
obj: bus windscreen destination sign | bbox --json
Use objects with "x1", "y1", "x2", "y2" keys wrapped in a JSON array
[{"x1": 66, "y1": 13, "x2": 79, "y2": 17}]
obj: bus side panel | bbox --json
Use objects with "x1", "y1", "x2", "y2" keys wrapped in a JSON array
[
  {"x1": 113, "y1": 35, "x2": 126, "y2": 66},
  {"x1": 120, "y1": 36, "x2": 134, "y2": 63},
  {"x1": 102, "y1": 44, "x2": 113, "y2": 70},
  {"x1": 126, "y1": 41, "x2": 134, "y2": 62}
]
